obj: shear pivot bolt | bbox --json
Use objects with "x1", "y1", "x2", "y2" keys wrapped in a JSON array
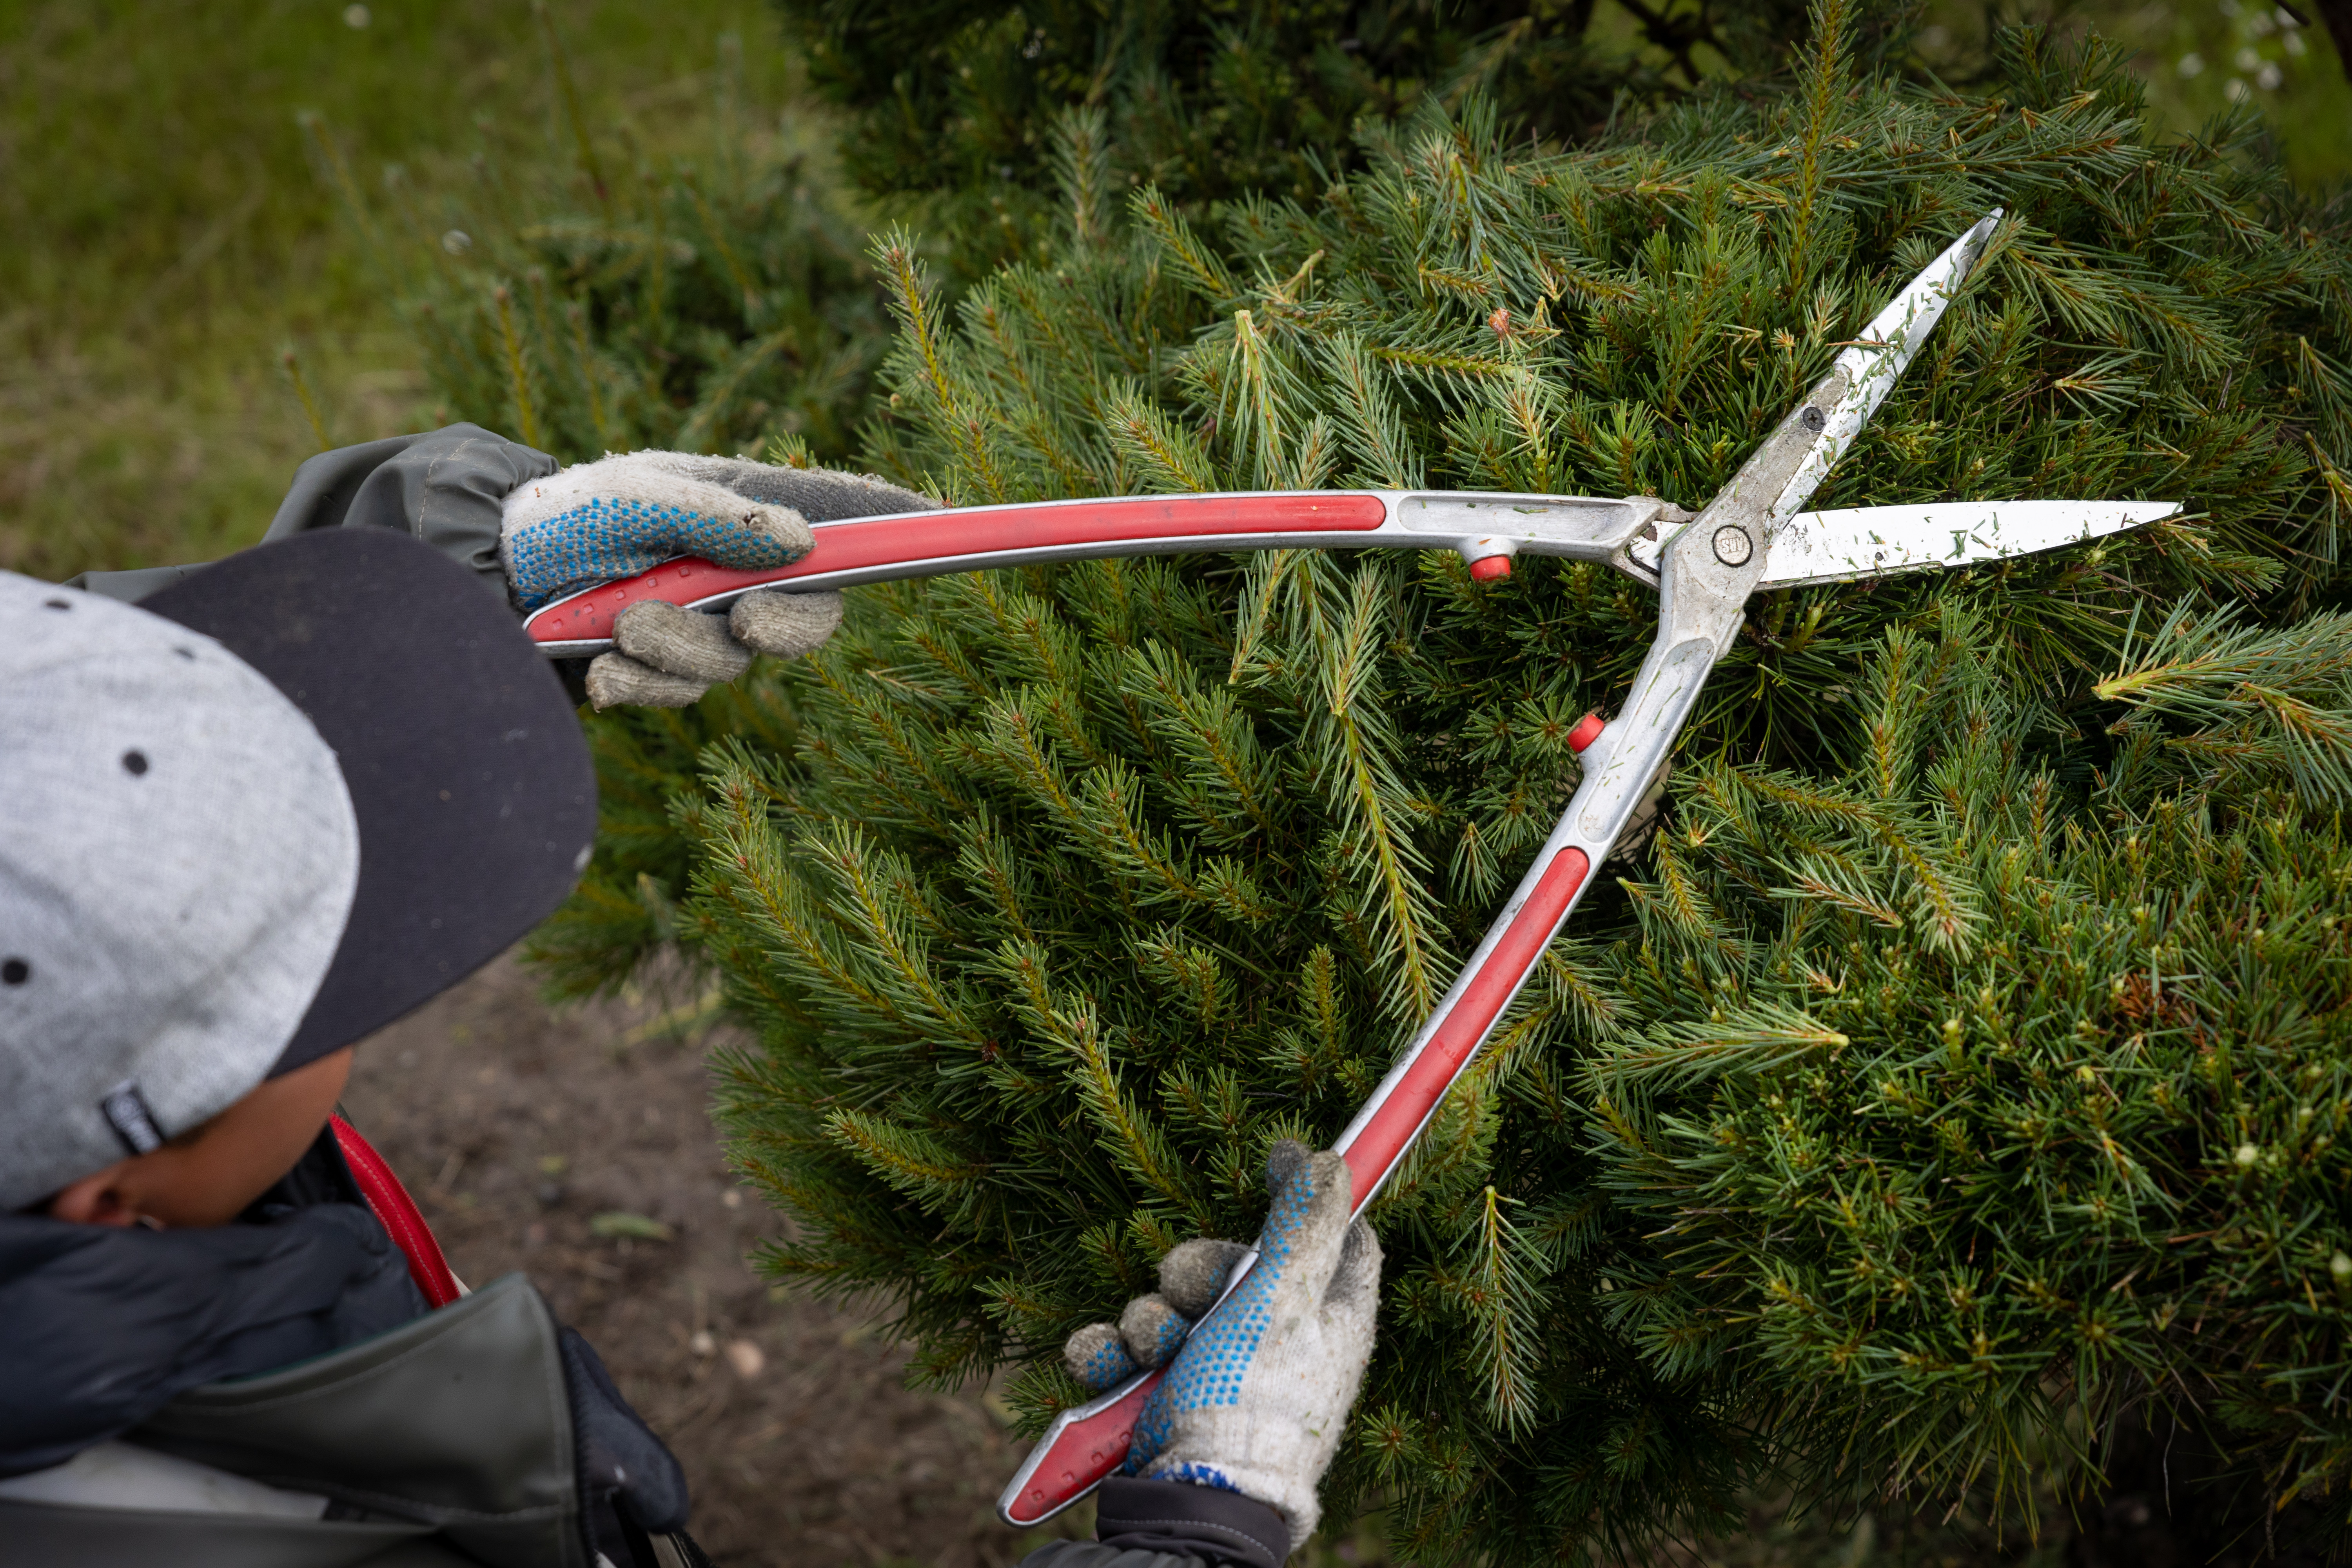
[
  {"x1": 1712, "y1": 526, "x2": 1753, "y2": 566},
  {"x1": 1801, "y1": 405, "x2": 1826, "y2": 433}
]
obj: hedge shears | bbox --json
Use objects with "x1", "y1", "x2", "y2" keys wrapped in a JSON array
[{"x1": 521, "y1": 210, "x2": 2175, "y2": 1526}]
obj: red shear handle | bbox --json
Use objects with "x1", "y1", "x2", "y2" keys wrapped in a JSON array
[
  {"x1": 1001, "y1": 1368, "x2": 1163, "y2": 1527},
  {"x1": 996, "y1": 846, "x2": 1593, "y2": 1526},
  {"x1": 524, "y1": 493, "x2": 1387, "y2": 649},
  {"x1": 1337, "y1": 846, "x2": 1590, "y2": 1201},
  {"x1": 332, "y1": 1114, "x2": 463, "y2": 1310}
]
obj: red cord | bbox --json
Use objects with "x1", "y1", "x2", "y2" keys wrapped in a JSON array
[{"x1": 330, "y1": 1114, "x2": 462, "y2": 1309}]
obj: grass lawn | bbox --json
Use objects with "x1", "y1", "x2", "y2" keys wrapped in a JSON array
[{"x1": 0, "y1": 0, "x2": 815, "y2": 582}]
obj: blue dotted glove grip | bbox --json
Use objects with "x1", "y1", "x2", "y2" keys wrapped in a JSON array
[
  {"x1": 505, "y1": 497, "x2": 809, "y2": 612},
  {"x1": 1131, "y1": 1307, "x2": 1191, "y2": 1367},
  {"x1": 1124, "y1": 1158, "x2": 1316, "y2": 1475},
  {"x1": 1076, "y1": 1334, "x2": 1140, "y2": 1391}
]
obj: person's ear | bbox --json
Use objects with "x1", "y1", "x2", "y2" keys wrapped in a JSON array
[{"x1": 43, "y1": 1159, "x2": 142, "y2": 1226}]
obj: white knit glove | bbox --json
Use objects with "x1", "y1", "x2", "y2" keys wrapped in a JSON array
[
  {"x1": 1063, "y1": 1142, "x2": 1381, "y2": 1543},
  {"x1": 497, "y1": 452, "x2": 930, "y2": 710}
]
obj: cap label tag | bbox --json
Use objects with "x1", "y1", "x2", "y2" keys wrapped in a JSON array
[{"x1": 99, "y1": 1080, "x2": 165, "y2": 1156}]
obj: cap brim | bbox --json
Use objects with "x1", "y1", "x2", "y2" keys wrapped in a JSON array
[{"x1": 141, "y1": 529, "x2": 597, "y2": 1074}]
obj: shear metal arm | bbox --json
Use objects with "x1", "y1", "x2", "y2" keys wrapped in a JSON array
[
  {"x1": 997, "y1": 506, "x2": 1752, "y2": 1527},
  {"x1": 1340, "y1": 209, "x2": 2011, "y2": 1195},
  {"x1": 522, "y1": 490, "x2": 1682, "y2": 655}
]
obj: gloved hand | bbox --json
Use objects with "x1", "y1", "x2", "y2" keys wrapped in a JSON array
[
  {"x1": 1063, "y1": 1141, "x2": 1381, "y2": 1544},
  {"x1": 497, "y1": 451, "x2": 933, "y2": 710}
]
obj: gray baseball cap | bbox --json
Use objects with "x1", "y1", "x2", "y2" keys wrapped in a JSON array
[
  {"x1": 0, "y1": 571, "x2": 361, "y2": 1213},
  {"x1": 3, "y1": 526, "x2": 598, "y2": 1212}
]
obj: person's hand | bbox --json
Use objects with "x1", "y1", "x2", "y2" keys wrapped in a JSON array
[
  {"x1": 1063, "y1": 1141, "x2": 1381, "y2": 1543},
  {"x1": 497, "y1": 451, "x2": 933, "y2": 709}
]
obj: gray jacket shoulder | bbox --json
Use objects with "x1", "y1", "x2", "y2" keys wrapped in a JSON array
[
  {"x1": 66, "y1": 425, "x2": 555, "y2": 605},
  {"x1": 264, "y1": 424, "x2": 555, "y2": 595}
]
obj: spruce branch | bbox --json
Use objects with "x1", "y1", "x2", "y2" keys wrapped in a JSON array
[
  {"x1": 1050, "y1": 104, "x2": 1117, "y2": 252},
  {"x1": 2098, "y1": 601, "x2": 2352, "y2": 803},
  {"x1": 1001, "y1": 950, "x2": 1204, "y2": 1223},
  {"x1": 1103, "y1": 382, "x2": 1216, "y2": 493},
  {"x1": 874, "y1": 227, "x2": 1014, "y2": 502},
  {"x1": 1132, "y1": 185, "x2": 1237, "y2": 304},
  {"x1": 823, "y1": 1109, "x2": 991, "y2": 1217},
  {"x1": 1294, "y1": 558, "x2": 1446, "y2": 1018},
  {"x1": 1322, "y1": 333, "x2": 1426, "y2": 489},
  {"x1": 1446, "y1": 1185, "x2": 1549, "y2": 1434},
  {"x1": 1786, "y1": 0, "x2": 1855, "y2": 292}
]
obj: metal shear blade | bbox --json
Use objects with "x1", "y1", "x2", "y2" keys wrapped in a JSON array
[
  {"x1": 1766, "y1": 211, "x2": 2004, "y2": 525},
  {"x1": 1626, "y1": 499, "x2": 2178, "y2": 589},
  {"x1": 1757, "y1": 498, "x2": 2178, "y2": 589}
]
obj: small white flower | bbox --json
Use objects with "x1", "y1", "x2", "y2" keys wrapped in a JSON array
[{"x1": 442, "y1": 229, "x2": 473, "y2": 255}]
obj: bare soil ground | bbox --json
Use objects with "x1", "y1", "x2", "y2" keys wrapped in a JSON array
[{"x1": 338, "y1": 953, "x2": 1094, "y2": 1568}]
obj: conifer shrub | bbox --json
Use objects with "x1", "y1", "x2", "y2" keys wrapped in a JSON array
[
  {"x1": 380, "y1": 2, "x2": 1928, "y2": 996},
  {"x1": 773, "y1": 0, "x2": 1850, "y2": 276},
  {"x1": 663, "y1": 19, "x2": 2352, "y2": 1557},
  {"x1": 1592, "y1": 599, "x2": 2352, "y2": 1544}
]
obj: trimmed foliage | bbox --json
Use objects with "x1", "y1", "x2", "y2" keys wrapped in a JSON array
[{"x1": 1593, "y1": 601, "x2": 2352, "y2": 1534}]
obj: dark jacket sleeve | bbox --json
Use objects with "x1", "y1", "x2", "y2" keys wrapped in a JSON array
[
  {"x1": 65, "y1": 424, "x2": 555, "y2": 606},
  {"x1": 1019, "y1": 1478, "x2": 1292, "y2": 1568},
  {"x1": 0, "y1": 1203, "x2": 428, "y2": 1476}
]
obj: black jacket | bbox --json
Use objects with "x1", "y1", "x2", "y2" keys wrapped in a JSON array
[
  {"x1": 1039, "y1": 1478, "x2": 1295, "y2": 1568},
  {"x1": 0, "y1": 1136, "x2": 428, "y2": 1478},
  {"x1": 0, "y1": 1132, "x2": 691, "y2": 1567}
]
